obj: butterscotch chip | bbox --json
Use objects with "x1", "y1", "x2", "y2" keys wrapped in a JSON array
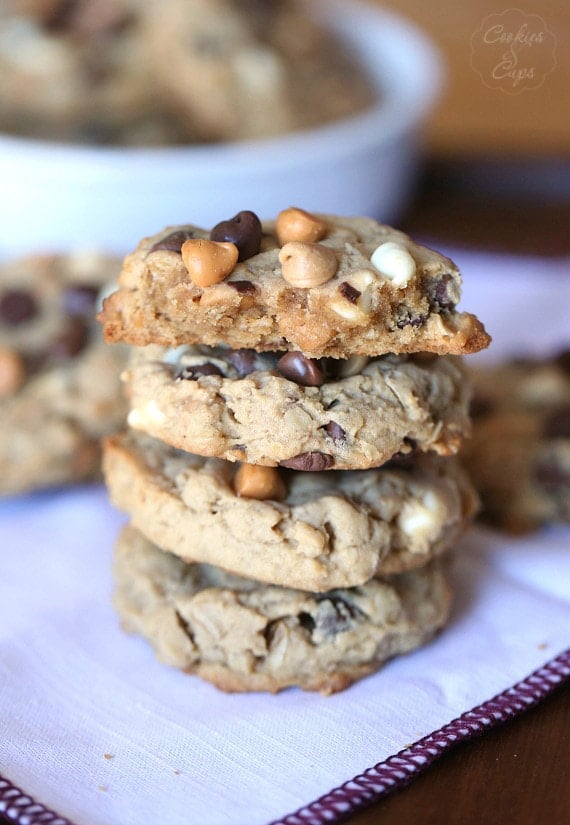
[
  {"x1": 103, "y1": 429, "x2": 478, "y2": 592},
  {"x1": 99, "y1": 215, "x2": 491, "y2": 358},
  {"x1": 113, "y1": 525, "x2": 453, "y2": 695},
  {"x1": 181, "y1": 239, "x2": 239, "y2": 287},
  {"x1": 276, "y1": 207, "x2": 328, "y2": 245},
  {"x1": 233, "y1": 463, "x2": 287, "y2": 501}
]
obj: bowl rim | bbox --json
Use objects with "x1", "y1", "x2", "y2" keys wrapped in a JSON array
[{"x1": 0, "y1": 0, "x2": 443, "y2": 173}]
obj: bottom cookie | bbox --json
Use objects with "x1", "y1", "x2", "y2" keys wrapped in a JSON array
[{"x1": 113, "y1": 525, "x2": 452, "y2": 695}]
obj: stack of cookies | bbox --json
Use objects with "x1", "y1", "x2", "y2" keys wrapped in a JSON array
[{"x1": 99, "y1": 209, "x2": 490, "y2": 694}]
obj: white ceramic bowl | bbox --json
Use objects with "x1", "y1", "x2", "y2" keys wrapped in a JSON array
[{"x1": 0, "y1": 0, "x2": 442, "y2": 257}]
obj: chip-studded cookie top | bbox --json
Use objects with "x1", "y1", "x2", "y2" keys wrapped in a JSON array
[{"x1": 99, "y1": 211, "x2": 491, "y2": 358}]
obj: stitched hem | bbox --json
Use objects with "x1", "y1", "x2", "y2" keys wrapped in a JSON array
[{"x1": 269, "y1": 648, "x2": 570, "y2": 825}]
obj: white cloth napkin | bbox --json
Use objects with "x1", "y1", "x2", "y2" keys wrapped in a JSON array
[{"x1": 1, "y1": 251, "x2": 569, "y2": 825}]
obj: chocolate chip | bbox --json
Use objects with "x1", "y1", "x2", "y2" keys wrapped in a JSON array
[
  {"x1": 313, "y1": 596, "x2": 362, "y2": 637},
  {"x1": 175, "y1": 363, "x2": 223, "y2": 380},
  {"x1": 280, "y1": 452, "x2": 334, "y2": 471},
  {"x1": 339, "y1": 282, "x2": 361, "y2": 303},
  {"x1": 298, "y1": 612, "x2": 316, "y2": 632},
  {"x1": 225, "y1": 349, "x2": 262, "y2": 376},
  {"x1": 427, "y1": 273, "x2": 456, "y2": 310},
  {"x1": 210, "y1": 211, "x2": 262, "y2": 261},
  {"x1": 395, "y1": 307, "x2": 428, "y2": 329},
  {"x1": 323, "y1": 421, "x2": 346, "y2": 442},
  {"x1": 276, "y1": 352, "x2": 326, "y2": 386},
  {"x1": 47, "y1": 318, "x2": 89, "y2": 359},
  {"x1": 384, "y1": 450, "x2": 416, "y2": 470},
  {"x1": 149, "y1": 230, "x2": 196, "y2": 254},
  {"x1": 227, "y1": 280, "x2": 257, "y2": 295},
  {"x1": 533, "y1": 459, "x2": 570, "y2": 492},
  {"x1": 0, "y1": 289, "x2": 38, "y2": 325},
  {"x1": 63, "y1": 284, "x2": 99, "y2": 316},
  {"x1": 543, "y1": 405, "x2": 570, "y2": 439}
]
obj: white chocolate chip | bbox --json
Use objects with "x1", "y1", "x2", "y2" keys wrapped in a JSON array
[
  {"x1": 371, "y1": 242, "x2": 416, "y2": 287},
  {"x1": 162, "y1": 346, "x2": 192, "y2": 364},
  {"x1": 128, "y1": 400, "x2": 166, "y2": 429},
  {"x1": 398, "y1": 491, "x2": 444, "y2": 545}
]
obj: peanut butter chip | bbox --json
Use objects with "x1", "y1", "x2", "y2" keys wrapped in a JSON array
[
  {"x1": 279, "y1": 242, "x2": 338, "y2": 288},
  {"x1": 234, "y1": 463, "x2": 287, "y2": 501},
  {"x1": 0, "y1": 347, "x2": 26, "y2": 397},
  {"x1": 181, "y1": 239, "x2": 239, "y2": 287},
  {"x1": 276, "y1": 207, "x2": 328, "y2": 245}
]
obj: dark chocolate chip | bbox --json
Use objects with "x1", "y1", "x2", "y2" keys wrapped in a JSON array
[
  {"x1": 313, "y1": 596, "x2": 363, "y2": 637},
  {"x1": 384, "y1": 450, "x2": 416, "y2": 470},
  {"x1": 227, "y1": 280, "x2": 257, "y2": 295},
  {"x1": 210, "y1": 211, "x2": 262, "y2": 261},
  {"x1": 280, "y1": 452, "x2": 334, "y2": 471},
  {"x1": 297, "y1": 612, "x2": 316, "y2": 632},
  {"x1": 543, "y1": 405, "x2": 570, "y2": 439},
  {"x1": 63, "y1": 284, "x2": 99, "y2": 316},
  {"x1": 395, "y1": 306, "x2": 428, "y2": 329},
  {"x1": 0, "y1": 289, "x2": 39, "y2": 325},
  {"x1": 533, "y1": 459, "x2": 570, "y2": 492},
  {"x1": 338, "y1": 282, "x2": 361, "y2": 303},
  {"x1": 149, "y1": 229, "x2": 196, "y2": 254},
  {"x1": 47, "y1": 318, "x2": 89, "y2": 359},
  {"x1": 276, "y1": 352, "x2": 326, "y2": 387},
  {"x1": 323, "y1": 421, "x2": 346, "y2": 442},
  {"x1": 225, "y1": 349, "x2": 262, "y2": 376},
  {"x1": 427, "y1": 273, "x2": 456, "y2": 310},
  {"x1": 175, "y1": 363, "x2": 223, "y2": 380}
]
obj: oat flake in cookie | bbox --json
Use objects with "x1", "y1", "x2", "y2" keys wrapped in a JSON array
[
  {"x1": 103, "y1": 430, "x2": 478, "y2": 592},
  {"x1": 114, "y1": 525, "x2": 453, "y2": 694},
  {"x1": 98, "y1": 211, "x2": 491, "y2": 358},
  {"x1": 0, "y1": 253, "x2": 127, "y2": 495},
  {"x1": 124, "y1": 345, "x2": 473, "y2": 470}
]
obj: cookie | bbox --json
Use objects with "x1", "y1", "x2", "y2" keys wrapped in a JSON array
[
  {"x1": 0, "y1": 0, "x2": 182, "y2": 145},
  {"x1": 0, "y1": 252, "x2": 127, "y2": 495},
  {"x1": 113, "y1": 524, "x2": 452, "y2": 694},
  {"x1": 98, "y1": 213, "x2": 491, "y2": 358},
  {"x1": 463, "y1": 352, "x2": 570, "y2": 532},
  {"x1": 103, "y1": 429, "x2": 478, "y2": 591},
  {"x1": 0, "y1": 0, "x2": 373, "y2": 145},
  {"x1": 143, "y1": 0, "x2": 374, "y2": 142},
  {"x1": 124, "y1": 345, "x2": 472, "y2": 470}
]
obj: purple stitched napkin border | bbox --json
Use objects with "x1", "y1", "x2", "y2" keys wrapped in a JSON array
[{"x1": 1, "y1": 649, "x2": 569, "y2": 825}]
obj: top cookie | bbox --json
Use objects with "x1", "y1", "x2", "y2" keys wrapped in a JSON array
[{"x1": 98, "y1": 210, "x2": 491, "y2": 358}]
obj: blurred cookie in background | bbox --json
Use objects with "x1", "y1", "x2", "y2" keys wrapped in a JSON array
[
  {"x1": 142, "y1": 0, "x2": 375, "y2": 142},
  {"x1": 463, "y1": 353, "x2": 570, "y2": 533},
  {"x1": 0, "y1": 252, "x2": 127, "y2": 495},
  {"x1": 0, "y1": 0, "x2": 375, "y2": 145}
]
